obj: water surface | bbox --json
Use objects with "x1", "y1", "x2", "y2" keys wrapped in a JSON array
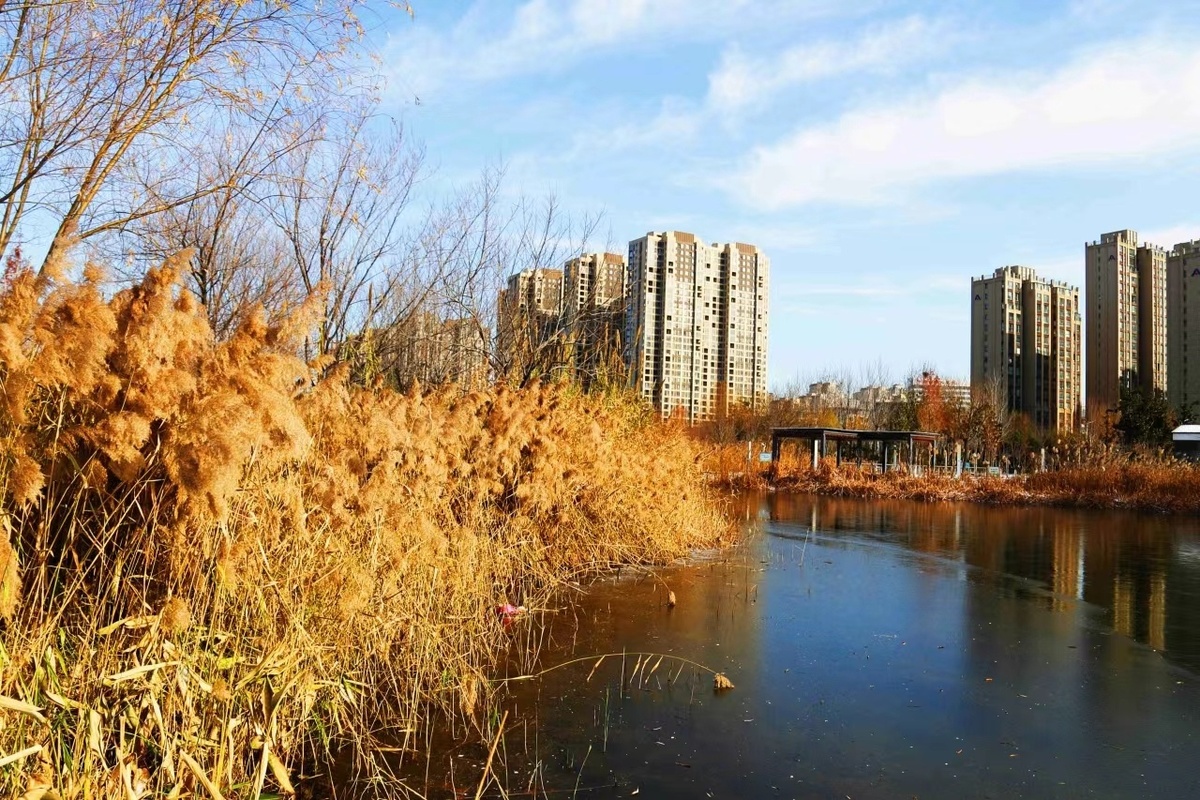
[{"x1": 405, "y1": 493, "x2": 1200, "y2": 799}]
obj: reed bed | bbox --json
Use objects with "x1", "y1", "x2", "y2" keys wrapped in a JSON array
[
  {"x1": 767, "y1": 459, "x2": 1200, "y2": 514},
  {"x1": 0, "y1": 259, "x2": 730, "y2": 798},
  {"x1": 697, "y1": 442, "x2": 771, "y2": 492}
]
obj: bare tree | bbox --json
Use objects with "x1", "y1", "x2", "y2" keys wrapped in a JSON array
[
  {"x1": 0, "y1": 0, "x2": 378, "y2": 271},
  {"x1": 494, "y1": 194, "x2": 602, "y2": 384},
  {"x1": 112, "y1": 110, "x2": 324, "y2": 336},
  {"x1": 268, "y1": 107, "x2": 426, "y2": 358},
  {"x1": 416, "y1": 165, "x2": 509, "y2": 381}
]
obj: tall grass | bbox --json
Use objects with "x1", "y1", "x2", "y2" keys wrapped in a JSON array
[{"x1": 0, "y1": 258, "x2": 730, "y2": 798}]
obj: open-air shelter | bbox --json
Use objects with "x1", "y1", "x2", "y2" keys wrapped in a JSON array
[
  {"x1": 770, "y1": 427, "x2": 942, "y2": 473},
  {"x1": 1173, "y1": 424, "x2": 1200, "y2": 462}
]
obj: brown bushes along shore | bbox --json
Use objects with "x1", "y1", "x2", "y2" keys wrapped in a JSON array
[
  {"x1": 739, "y1": 458, "x2": 1200, "y2": 514},
  {"x1": 0, "y1": 259, "x2": 730, "y2": 798}
]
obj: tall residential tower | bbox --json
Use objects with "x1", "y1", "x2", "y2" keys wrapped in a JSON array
[
  {"x1": 562, "y1": 252, "x2": 628, "y2": 384},
  {"x1": 1168, "y1": 240, "x2": 1200, "y2": 411},
  {"x1": 1085, "y1": 230, "x2": 1167, "y2": 417},
  {"x1": 971, "y1": 266, "x2": 1081, "y2": 433},
  {"x1": 625, "y1": 231, "x2": 768, "y2": 423},
  {"x1": 496, "y1": 267, "x2": 565, "y2": 374}
]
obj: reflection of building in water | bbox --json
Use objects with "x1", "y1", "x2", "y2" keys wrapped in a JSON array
[
  {"x1": 1149, "y1": 572, "x2": 1166, "y2": 651},
  {"x1": 769, "y1": 495, "x2": 1191, "y2": 668},
  {"x1": 1085, "y1": 517, "x2": 1172, "y2": 653},
  {"x1": 1112, "y1": 575, "x2": 1133, "y2": 638},
  {"x1": 1050, "y1": 522, "x2": 1083, "y2": 612},
  {"x1": 1109, "y1": 569, "x2": 1164, "y2": 651},
  {"x1": 775, "y1": 495, "x2": 965, "y2": 557}
]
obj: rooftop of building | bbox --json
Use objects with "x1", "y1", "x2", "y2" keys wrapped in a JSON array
[{"x1": 972, "y1": 266, "x2": 1078, "y2": 289}]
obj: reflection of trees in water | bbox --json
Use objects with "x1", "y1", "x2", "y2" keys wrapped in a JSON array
[{"x1": 766, "y1": 492, "x2": 1200, "y2": 669}]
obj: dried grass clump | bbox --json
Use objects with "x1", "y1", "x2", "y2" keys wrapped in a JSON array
[{"x1": 0, "y1": 262, "x2": 729, "y2": 798}]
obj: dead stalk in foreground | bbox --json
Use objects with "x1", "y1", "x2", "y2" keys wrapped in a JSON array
[{"x1": 0, "y1": 262, "x2": 731, "y2": 797}]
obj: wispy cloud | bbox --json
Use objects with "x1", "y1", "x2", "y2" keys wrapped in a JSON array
[
  {"x1": 1141, "y1": 222, "x2": 1200, "y2": 249},
  {"x1": 707, "y1": 16, "x2": 947, "y2": 112},
  {"x1": 731, "y1": 35, "x2": 1200, "y2": 209},
  {"x1": 500, "y1": 14, "x2": 946, "y2": 164},
  {"x1": 385, "y1": 0, "x2": 846, "y2": 99}
]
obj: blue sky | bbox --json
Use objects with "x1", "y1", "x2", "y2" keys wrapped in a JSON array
[{"x1": 375, "y1": 0, "x2": 1200, "y2": 391}]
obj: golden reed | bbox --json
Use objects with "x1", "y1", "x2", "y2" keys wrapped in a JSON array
[{"x1": 0, "y1": 257, "x2": 730, "y2": 798}]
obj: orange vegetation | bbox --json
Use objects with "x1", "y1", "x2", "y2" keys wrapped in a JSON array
[
  {"x1": 0, "y1": 258, "x2": 730, "y2": 797},
  {"x1": 766, "y1": 460, "x2": 1200, "y2": 514}
]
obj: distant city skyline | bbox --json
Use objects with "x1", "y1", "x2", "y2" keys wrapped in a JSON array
[{"x1": 377, "y1": 0, "x2": 1200, "y2": 389}]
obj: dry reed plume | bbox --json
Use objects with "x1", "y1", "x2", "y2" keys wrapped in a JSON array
[{"x1": 0, "y1": 258, "x2": 730, "y2": 798}]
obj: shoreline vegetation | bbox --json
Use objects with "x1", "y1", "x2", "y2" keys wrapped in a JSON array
[
  {"x1": 3, "y1": 266, "x2": 1195, "y2": 800},
  {"x1": 0, "y1": 263, "x2": 731, "y2": 798},
  {"x1": 705, "y1": 447, "x2": 1200, "y2": 515}
]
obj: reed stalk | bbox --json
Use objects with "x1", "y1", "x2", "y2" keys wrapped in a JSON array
[{"x1": 0, "y1": 261, "x2": 731, "y2": 797}]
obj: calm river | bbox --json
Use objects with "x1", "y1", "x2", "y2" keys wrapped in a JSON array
[{"x1": 402, "y1": 493, "x2": 1200, "y2": 799}]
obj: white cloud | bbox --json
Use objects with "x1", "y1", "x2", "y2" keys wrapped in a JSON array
[
  {"x1": 1140, "y1": 223, "x2": 1200, "y2": 250},
  {"x1": 385, "y1": 0, "x2": 843, "y2": 98},
  {"x1": 580, "y1": 98, "x2": 704, "y2": 154},
  {"x1": 732, "y1": 36, "x2": 1200, "y2": 209},
  {"x1": 537, "y1": 15, "x2": 945, "y2": 160},
  {"x1": 707, "y1": 16, "x2": 944, "y2": 111}
]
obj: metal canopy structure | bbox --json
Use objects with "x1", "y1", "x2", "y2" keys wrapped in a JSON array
[
  {"x1": 1172, "y1": 424, "x2": 1200, "y2": 461},
  {"x1": 770, "y1": 427, "x2": 942, "y2": 472}
]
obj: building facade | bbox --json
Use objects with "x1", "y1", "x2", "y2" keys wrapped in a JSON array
[
  {"x1": 718, "y1": 242, "x2": 769, "y2": 413},
  {"x1": 563, "y1": 252, "x2": 627, "y2": 383},
  {"x1": 496, "y1": 268, "x2": 565, "y2": 375},
  {"x1": 625, "y1": 231, "x2": 768, "y2": 423},
  {"x1": 1085, "y1": 230, "x2": 1167, "y2": 417},
  {"x1": 384, "y1": 312, "x2": 488, "y2": 388},
  {"x1": 971, "y1": 266, "x2": 1081, "y2": 433},
  {"x1": 1168, "y1": 240, "x2": 1200, "y2": 411}
]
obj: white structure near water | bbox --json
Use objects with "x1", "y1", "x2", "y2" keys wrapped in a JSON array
[{"x1": 1172, "y1": 424, "x2": 1200, "y2": 461}]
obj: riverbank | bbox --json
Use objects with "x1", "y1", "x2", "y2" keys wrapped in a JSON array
[
  {"x1": 0, "y1": 262, "x2": 731, "y2": 798},
  {"x1": 699, "y1": 441, "x2": 1200, "y2": 514},
  {"x1": 750, "y1": 462, "x2": 1200, "y2": 514}
]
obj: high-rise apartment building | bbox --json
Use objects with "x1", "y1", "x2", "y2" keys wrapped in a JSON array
[
  {"x1": 625, "y1": 231, "x2": 768, "y2": 423},
  {"x1": 499, "y1": 267, "x2": 564, "y2": 319},
  {"x1": 1168, "y1": 239, "x2": 1200, "y2": 410},
  {"x1": 720, "y1": 242, "x2": 769, "y2": 412},
  {"x1": 971, "y1": 266, "x2": 1081, "y2": 433},
  {"x1": 382, "y1": 312, "x2": 488, "y2": 388},
  {"x1": 496, "y1": 268, "x2": 565, "y2": 375},
  {"x1": 563, "y1": 253, "x2": 627, "y2": 383},
  {"x1": 1085, "y1": 230, "x2": 1166, "y2": 417}
]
